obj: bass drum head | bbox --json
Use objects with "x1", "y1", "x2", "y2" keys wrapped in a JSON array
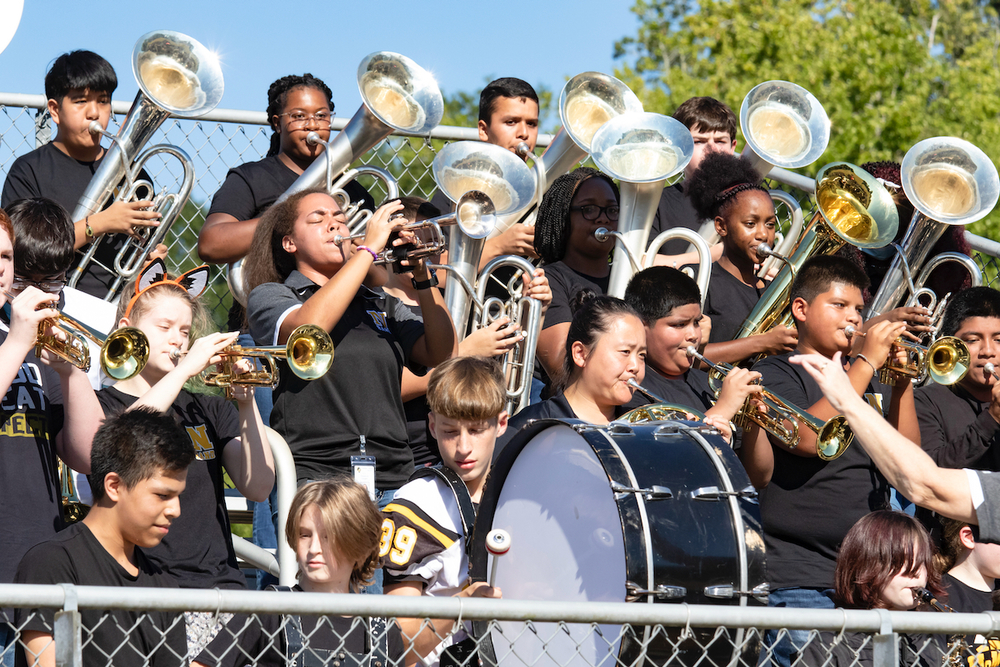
[{"x1": 472, "y1": 419, "x2": 765, "y2": 667}]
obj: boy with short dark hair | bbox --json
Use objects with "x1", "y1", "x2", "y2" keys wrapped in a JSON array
[
  {"x1": 14, "y1": 409, "x2": 191, "y2": 667},
  {"x1": 1, "y1": 50, "x2": 161, "y2": 298},
  {"x1": 650, "y1": 95, "x2": 737, "y2": 259},
  {"x1": 743, "y1": 254, "x2": 918, "y2": 667},
  {"x1": 622, "y1": 266, "x2": 761, "y2": 444},
  {"x1": 916, "y1": 286, "x2": 1000, "y2": 470},
  {"x1": 381, "y1": 356, "x2": 506, "y2": 667}
]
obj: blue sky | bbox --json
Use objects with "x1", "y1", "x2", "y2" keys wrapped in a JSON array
[{"x1": 1, "y1": 0, "x2": 643, "y2": 128}]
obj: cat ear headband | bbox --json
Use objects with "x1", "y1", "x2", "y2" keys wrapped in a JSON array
[{"x1": 123, "y1": 258, "x2": 210, "y2": 320}]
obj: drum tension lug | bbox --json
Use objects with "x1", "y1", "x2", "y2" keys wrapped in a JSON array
[
  {"x1": 690, "y1": 485, "x2": 758, "y2": 501},
  {"x1": 704, "y1": 583, "x2": 770, "y2": 602},
  {"x1": 611, "y1": 482, "x2": 673, "y2": 500},
  {"x1": 626, "y1": 581, "x2": 686, "y2": 602}
]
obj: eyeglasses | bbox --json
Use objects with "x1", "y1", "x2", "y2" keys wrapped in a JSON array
[
  {"x1": 571, "y1": 205, "x2": 620, "y2": 222},
  {"x1": 12, "y1": 275, "x2": 66, "y2": 294},
  {"x1": 276, "y1": 112, "x2": 334, "y2": 127}
]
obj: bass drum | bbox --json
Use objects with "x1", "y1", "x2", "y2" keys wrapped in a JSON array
[{"x1": 470, "y1": 418, "x2": 767, "y2": 667}]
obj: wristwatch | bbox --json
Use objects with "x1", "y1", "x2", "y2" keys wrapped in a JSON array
[{"x1": 411, "y1": 273, "x2": 439, "y2": 290}]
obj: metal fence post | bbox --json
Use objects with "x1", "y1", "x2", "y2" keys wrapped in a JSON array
[
  {"x1": 54, "y1": 584, "x2": 81, "y2": 667},
  {"x1": 872, "y1": 608, "x2": 898, "y2": 667}
]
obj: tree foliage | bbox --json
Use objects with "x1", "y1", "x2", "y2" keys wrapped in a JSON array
[{"x1": 614, "y1": 0, "x2": 1000, "y2": 237}]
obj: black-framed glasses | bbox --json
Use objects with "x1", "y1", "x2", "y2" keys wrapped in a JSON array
[
  {"x1": 571, "y1": 204, "x2": 620, "y2": 221},
  {"x1": 276, "y1": 111, "x2": 334, "y2": 127},
  {"x1": 12, "y1": 275, "x2": 66, "y2": 294}
]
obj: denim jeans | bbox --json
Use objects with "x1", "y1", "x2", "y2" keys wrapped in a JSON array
[
  {"x1": 0, "y1": 623, "x2": 16, "y2": 667},
  {"x1": 760, "y1": 587, "x2": 835, "y2": 667}
]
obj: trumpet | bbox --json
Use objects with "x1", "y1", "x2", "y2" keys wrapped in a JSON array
[
  {"x1": 334, "y1": 190, "x2": 497, "y2": 267},
  {"x1": 984, "y1": 362, "x2": 1000, "y2": 381},
  {"x1": 686, "y1": 346, "x2": 854, "y2": 460},
  {"x1": 4, "y1": 290, "x2": 149, "y2": 380},
  {"x1": 620, "y1": 379, "x2": 708, "y2": 423},
  {"x1": 202, "y1": 324, "x2": 334, "y2": 398},
  {"x1": 844, "y1": 325, "x2": 970, "y2": 385}
]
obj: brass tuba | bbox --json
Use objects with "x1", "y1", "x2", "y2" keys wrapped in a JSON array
[
  {"x1": 69, "y1": 31, "x2": 223, "y2": 299},
  {"x1": 735, "y1": 163, "x2": 899, "y2": 342},
  {"x1": 588, "y1": 112, "x2": 694, "y2": 298},
  {"x1": 864, "y1": 137, "x2": 999, "y2": 319}
]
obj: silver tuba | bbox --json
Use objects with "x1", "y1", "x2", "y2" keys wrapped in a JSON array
[
  {"x1": 588, "y1": 112, "x2": 694, "y2": 298},
  {"x1": 228, "y1": 51, "x2": 442, "y2": 306},
  {"x1": 69, "y1": 30, "x2": 223, "y2": 299},
  {"x1": 431, "y1": 141, "x2": 536, "y2": 335},
  {"x1": 739, "y1": 80, "x2": 830, "y2": 178},
  {"x1": 864, "y1": 137, "x2": 999, "y2": 319},
  {"x1": 491, "y1": 72, "x2": 643, "y2": 236}
]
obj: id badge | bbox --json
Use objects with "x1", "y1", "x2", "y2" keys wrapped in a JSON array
[{"x1": 351, "y1": 455, "x2": 377, "y2": 500}]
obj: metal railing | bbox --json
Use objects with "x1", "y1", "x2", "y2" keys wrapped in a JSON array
[{"x1": 1, "y1": 584, "x2": 998, "y2": 667}]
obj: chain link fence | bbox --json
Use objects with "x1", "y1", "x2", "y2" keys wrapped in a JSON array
[{"x1": 3, "y1": 584, "x2": 1000, "y2": 667}]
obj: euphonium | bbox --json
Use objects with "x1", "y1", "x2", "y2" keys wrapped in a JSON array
[
  {"x1": 68, "y1": 30, "x2": 223, "y2": 299},
  {"x1": 588, "y1": 112, "x2": 695, "y2": 298},
  {"x1": 489, "y1": 71, "x2": 644, "y2": 236},
  {"x1": 431, "y1": 142, "x2": 536, "y2": 335},
  {"x1": 202, "y1": 324, "x2": 334, "y2": 398},
  {"x1": 735, "y1": 162, "x2": 900, "y2": 342},
  {"x1": 686, "y1": 346, "x2": 854, "y2": 460},
  {"x1": 905, "y1": 252, "x2": 983, "y2": 341},
  {"x1": 739, "y1": 80, "x2": 831, "y2": 178},
  {"x1": 845, "y1": 325, "x2": 970, "y2": 386},
  {"x1": 865, "y1": 137, "x2": 999, "y2": 320}
]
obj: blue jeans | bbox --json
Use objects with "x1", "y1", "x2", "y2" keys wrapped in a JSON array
[
  {"x1": 0, "y1": 623, "x2": 16, "y2": 667},
  {"x1": 529, "y1": 377, "x2": 544, "y2": 406},
  {"x1": 362, "y1": 488, "x2": 397, "y2": 596},
  {"x1": 760, "y1": 587, "x2": 835, "y2": 667}
]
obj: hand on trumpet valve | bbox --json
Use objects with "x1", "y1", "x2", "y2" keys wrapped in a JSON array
[
  {"x1": 177, "y1": 331, "x2": 240, "y2": 377},
  {"x1": 359, "y1": 199, "x2": 406, "y2": 257},
  {"x1": 714, "y1": 367, "x2": 764, "y2": 418},
  {"x1": 3, "y1": 287, "x2": 60, "y2": 353}
]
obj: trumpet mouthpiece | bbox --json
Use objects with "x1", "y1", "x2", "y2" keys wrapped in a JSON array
[
  {"x1": 306, "y1": 132, "x2": 324, "y2": 147},
  {"x1": 986, "y1": 362, "x2": 997, "y2": 377},
  {"x1": 169, "y1": 346, "x2": 185, "y2": 360},
  {"x1": 685, "y1": 345, "x2": 700, "y2": 358},
  {"x1": 844, "y1": 325, "x2": 858, "y2": 337}
]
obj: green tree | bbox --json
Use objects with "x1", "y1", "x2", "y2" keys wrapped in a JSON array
[{"x1": 614, "y1": 0, "x2": 1000, "y2": 237}]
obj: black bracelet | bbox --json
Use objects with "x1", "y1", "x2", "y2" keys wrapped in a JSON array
[{"x1": 411, "y1": 273, "x2": 439, "y2": 290}]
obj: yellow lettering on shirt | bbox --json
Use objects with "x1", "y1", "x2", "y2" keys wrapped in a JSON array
[
  {"x1": 0, "y1": 413, "x2": 51, "y2": 439},
  {"x1": 863, "y1": 392, "x2": 884, "y2": 413},
  {"x1": 186, "y1": 425, "x2": 216, "y2": 460}
]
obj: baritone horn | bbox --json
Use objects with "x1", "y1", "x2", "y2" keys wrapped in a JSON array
[
  {"x1": 69, "y1": 30, "x2": 223, "y2": 299},
  {"x1": 686, "y1": 347, "x2": 853, "y2": 460},
  {"x1": 864, "y1": 137, "x2": 999, "y2": 319},
  {"x1": 202, "y1": 324, "x2": 334, "y2": 397},
  {"x1": 588, "y1": 112, "x2": 694, "y2": 298},
  {"x1": 736, "y1": 163, "x2": 899, "y2": 342},
  {"x1": 739, "y1": 80, "x2": 830, "y2": 179}
]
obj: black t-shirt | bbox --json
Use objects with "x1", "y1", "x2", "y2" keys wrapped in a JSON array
[
  {"x1": 0, "y1": 323, "x2": 66, "y2": 585},
  {"x1": 1, "y1": 142, "x2": 152, "y2": 298},
  {"x1": 248, "y1": 271, "x2": 424, "y2": 489},
  {"x1": 942, "y1": 573, "x2": 993, "y2": 613},
  {"x1": 916, "y1": 382, "x2": 1000, "y2": 471},
  {"x1": 96, "y1": 386, "x2": 245, "y2": 590},
  {"x1": 622, "y1": 367, "x2": 716, "y2": 413},
  {"x1": 195, "y1": 589, "x2": 404, "y2": 667},
  {"x1": 752, "y1": 352, "x2": 892, "y2": 590},
  {"x1": 14, "y1": 522, "x2": 187, "y2": 667},
  {"x1": 649, "y1": 184, "x2": 704, "y2": 256},
  {"x1": 704, "y1": 262, "x2": 768, "y2": 345},
  {"x1": 207, "y1": 154, "x2": 374, "y2": 331},
  {"x1": 397, "y1": 302, "x2": 438, "y2": 468}
]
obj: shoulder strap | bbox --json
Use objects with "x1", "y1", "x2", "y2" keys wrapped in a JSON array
[
  {"x1": 409, "y1": 466, "x2": 477, "y2": 548},
  {"x1": 366, "y1": 616, "x2": 389, "y2": 667}
]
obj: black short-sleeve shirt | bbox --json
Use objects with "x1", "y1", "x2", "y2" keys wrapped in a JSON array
[
  {"x1": 1, "y1": 142, "x2": 152, "y2": 298},
  {"x1": 542, "y1": 261, "x2": 609, "y2": 329},
  {"x1": 752, "y1": 352, "x2": 892, "y2": 590},
  {"x1": 14, "y1": 522, "x2": 187, "y2": 667},
  {"x1": 247, "y1": 271, "x2": 424, "y2": 489},
  {"x1": 703, "y1": 262, "x2": 768, "y2": 345},
  {"x1": 0, "y1": 323, "x2": 66, "y2": 585},
  {"x1": 915, "y1": 382, "x2": 1000, "y2": 471},
  {"x1": 96, "y1": 387, "x2": 245, "y2": 590},
  {"x1": 649, "y1": 184, "x2": 704, "y2": 256},
  {"x1": 622, "y1": 368, "x2": 716, "y2": 413}
]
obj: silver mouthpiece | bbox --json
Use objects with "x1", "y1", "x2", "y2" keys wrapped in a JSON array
[
  {"x1": 306, "y1": 131, "x2": 325, "y2": 147},
  {"x1": 169, "y1": 346, "x2": 185, "y2": 360},
  {"x1": 755, "y1": 242, "x2": 774, "y2": 259},
  {"x1": 986, "y1": 362, "x2": 998, "y2": 380},
  {"x1": 515, "y1": 142, "x2": 532, "y2": 160},
  {"x1": 686, "y1": 345, "x2": 700, "y2": 358},
  {"x1": 594, "y1": 227, "x2": 612, "y2": 243},
  {"x1": 844, "y1": 325, "x2": 858, "y2": 338},
  {"x1": 88, "y1": 120, "x2": 103, "y2": 135}
]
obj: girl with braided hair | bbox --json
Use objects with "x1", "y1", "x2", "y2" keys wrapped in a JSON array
[
  {"x1": 687, "y1": 152, "x2": 799, "y2": 364},
  {"x1": 532, "y1": 167, "x2": 620, "y2": 389}
]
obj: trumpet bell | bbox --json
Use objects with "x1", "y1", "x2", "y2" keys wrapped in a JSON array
[
  {"x1": 454, "y1": 190, "x2": 496, "y2": 239},
  {"x1": 817, "y1": 415, "x2": 853, "y2": 461},
  {"x1": 357, "y1": 52, "x2": 443, "y2": 135},
  {"x1": 101, "y1": 326, "x2": 150, "y2": 381},
  {"x1": 901, "y1": 137, "x2": 1000, "y2": 226},
  {"x1": 432, "y1": 141, "x2": 536, "y2": 216},
  {"x1": 927, "y1": 336, "x2": 971, "y2": 385},
  {"x1": 739, "y1": 81, "x2": 830, "y2": 172},
  {"x1": 814, "y1": 162, "x2": 899, "y2": 249},
  {"x1": 133, "y1": 30, "x2": 224, "y2": 116},
  {"x1": 559, "y1": 72, "x2": 644, "y2": 154},
  {"x1": 285, "y1": 324, "x2": 334, "y2": 380},
  {"x1": 590, "y1": 112, "x2": 694, "y2": 185}
]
